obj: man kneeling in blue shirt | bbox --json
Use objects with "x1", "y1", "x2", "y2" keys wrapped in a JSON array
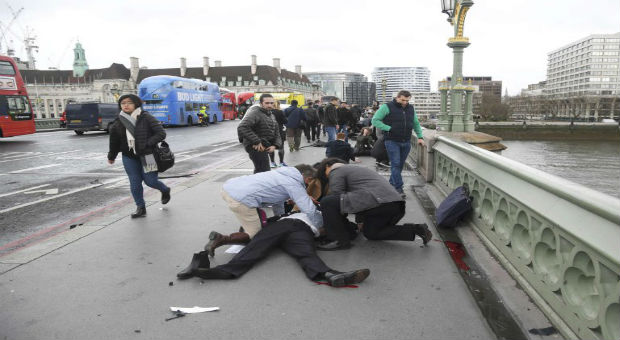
[{"x1": 203, "y1": 164, "x2": 322, "y2": 257}]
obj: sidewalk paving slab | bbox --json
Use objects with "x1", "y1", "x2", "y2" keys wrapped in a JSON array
[{"x1": 0, "y1": 138, "x2": 496, "y2": 340}]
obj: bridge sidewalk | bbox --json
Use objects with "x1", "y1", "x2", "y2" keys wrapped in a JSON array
[{"x1": 0, "y1": 139, "x2": 497, "y2": 339}]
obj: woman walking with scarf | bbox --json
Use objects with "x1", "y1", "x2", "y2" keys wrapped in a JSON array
[{"x1": 108, "y1": 94, "x2": 171, "y2": 218}]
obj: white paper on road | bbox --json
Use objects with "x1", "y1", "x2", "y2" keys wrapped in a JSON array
[
  {"x1": 170, "y1": 306, "x2": 219, "y2": 313},
  {"x1": 225, "y1": 245, "x2": 245, "y2": 253}
]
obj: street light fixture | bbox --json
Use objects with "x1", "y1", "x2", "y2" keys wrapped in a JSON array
[
  {"x1": 437, "y1": 0, "x2": 475, "y2": 133},
  {"x1": 440, "y1": 0, "x2": 455, "y2": 21}
]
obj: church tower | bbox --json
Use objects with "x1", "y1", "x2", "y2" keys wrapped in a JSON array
[{"x1": 72, "y1": 42, "x2": 89, "y2": 77}]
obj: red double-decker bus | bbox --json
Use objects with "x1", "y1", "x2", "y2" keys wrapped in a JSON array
[
  {"x1": 220, "y1": 91, "x2": 237, "y2": 120},
  {"x1": 0, "y1": 56, "x2": 35, "y2": 138}
]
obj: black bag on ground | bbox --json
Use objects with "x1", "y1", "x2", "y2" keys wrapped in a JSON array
[
  {"x1": 436, "y1": 186, "x2": 473, "y2": 228},
  {"x1": 153, "y1": 141, "x2": 175, "y2": 173}
]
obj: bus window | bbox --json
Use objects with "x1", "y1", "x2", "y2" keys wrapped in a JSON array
[
  {"x1": 8, "y1": 96, "x2": 31, "y2": 112},
  {"x1": 0, "y1": 61, "x2": 16, "y2": 75},
  {"x1": 193, "y1": 103, "x2": 199, "y2": 111},
  {"x1": 185, "y1": 102, "x2": 193, "y2": 112}
]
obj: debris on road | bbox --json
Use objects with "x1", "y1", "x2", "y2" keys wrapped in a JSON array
[{"x1": 169, "y1": 306, "x2": 219, "y2": 314}]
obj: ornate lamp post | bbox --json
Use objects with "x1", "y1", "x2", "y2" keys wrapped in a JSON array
[{"x1": 439, "y1": 0, "x2": 475, "y2": 132}]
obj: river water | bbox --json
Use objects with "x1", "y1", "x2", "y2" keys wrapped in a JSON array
[{"x1": 500, "y1": 140, "x2": 620, "y2": 199}]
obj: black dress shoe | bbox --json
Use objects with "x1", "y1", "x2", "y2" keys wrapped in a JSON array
[
  {"x1": 406, "y1": 223, "x2": 433, "y2": 245},
  {"x1": 177, "y1": 251, "x2": 210, "y2": 279},
  {"x1": 316, "y1": 240, "x2": 352, "y2": 251},
  {"x1": 131, "y1": 206, "x2": 146, "y2": 218},
  {"x1": 161, "y1": 189, "x2": 171, "y2": 205},
  {"x1": 325, "y1": 269, "x2": 370, "y2": 287}
]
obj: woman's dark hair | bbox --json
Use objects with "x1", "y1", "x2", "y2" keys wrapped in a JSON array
[
  {"x1": 316, "y1": 157, "x2": 346, "y2": 184},
  {"x1": 118, "y1": 94, "x2": 143, "y2": 110}
]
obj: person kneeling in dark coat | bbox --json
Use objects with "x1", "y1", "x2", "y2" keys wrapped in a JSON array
[
  {"x1": 354, "y1": 127, "x2": 375, "y2": 157},
  {"x1": 325, "y1": 132, "x2": 360, "y2": 164},
  {"x1": 315, "y1": 158, "x2": 433, "y2": 250}
]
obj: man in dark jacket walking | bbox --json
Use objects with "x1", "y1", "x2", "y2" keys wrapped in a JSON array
[
  {"x1": 371, "y1": 90, "x2": 425, "y2": 198},
  {"x1": 337, "y1": 102, "x2": 353, "y2": 142},
  {"x1": 323, "y1": 97, "x2": 339, "y2": 142},
  {"x1": 284, "y1": 100, "x2": 306, "y2": 151},
  {"x1": 237, "y1": 94, "x2": 281, "y2": 173},
  {"x1": 314, "y1": 100, "x2": 325, "y2": 139},
  {"x1": 303, "y1": 100, "x2": 320, "y2": 143}
]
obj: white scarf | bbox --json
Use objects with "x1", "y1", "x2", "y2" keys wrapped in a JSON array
[{"x1": 124, "y1": 107, "x2": 142, "y2": 153}]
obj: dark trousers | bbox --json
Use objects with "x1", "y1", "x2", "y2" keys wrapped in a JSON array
[
  {"x1": 320, "y1": 195, "x2": 358, "y2": 246},
  {"x1": 215, "y1": 219, "x2": 331, "y2": 280},
  {"x1": 321, "y1": 195, "x2": 414, "y2": 244},
  {"x1": 269, "y1": 149, "x2": 285, "y2": 164},
  {"x1": 304, "y1": 123, "x2": 319, "y2": 141},
  {"x1": 358, "y1": 201, "x2": 415, "y2": 241},
  {"x1": 246, "y1": 145, "x2": 270, "y2": 173}
]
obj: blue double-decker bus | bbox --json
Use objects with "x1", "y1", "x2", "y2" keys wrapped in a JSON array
[{"x1": 138, "y1": 75, "x2": 223, "y2": 126}]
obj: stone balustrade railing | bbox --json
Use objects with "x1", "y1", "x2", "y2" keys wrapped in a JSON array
[
  {"x1": 415, "y1": 134, "x2": 620, "y2": 340},
  {"x1": 35, "y1": 119, "x2": 62, "y2": 130}
]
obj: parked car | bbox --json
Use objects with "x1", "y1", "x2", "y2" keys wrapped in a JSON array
[{"x1": 65, "y1": 103, "x2": 118, "y2": 135}]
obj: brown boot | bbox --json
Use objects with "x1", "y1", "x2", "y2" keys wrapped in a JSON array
[{"x1": 205, "y1": 231, "x2": 250, "y2": 257}]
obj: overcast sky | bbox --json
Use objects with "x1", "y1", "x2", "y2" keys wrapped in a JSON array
[{"x1": 3, "y1": 0, "x2": 619, "y2": 94}]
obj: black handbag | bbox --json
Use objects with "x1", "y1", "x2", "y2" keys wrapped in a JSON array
[{"x1": 152, "y1": 141, "x2": 175, "y2": 173}]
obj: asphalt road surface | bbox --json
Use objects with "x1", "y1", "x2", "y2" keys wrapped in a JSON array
[{"x1": 0, "y1": 120, "x2": 245, "y2": 251}]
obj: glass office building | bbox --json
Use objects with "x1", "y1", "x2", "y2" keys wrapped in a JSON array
[
  {"x1": 372, "y1": 67, "x2": 431, "y2": 102},
  {"x1": 305, "y1": 72, "x2": 368, "y2": 102}
]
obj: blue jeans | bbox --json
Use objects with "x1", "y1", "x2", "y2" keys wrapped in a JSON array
[
  {"x1": 384, "y1": 140, "x2": 411, "y2": 193},
  {"x1": 325, "y1": 126, "x2": 337, "y2": 142},
  {"x1": 338, "y1": 124, "x2": 349, "y2": 142},
  {"x1": 122, "y1": 155, "x2": 170, "y2": 208}
]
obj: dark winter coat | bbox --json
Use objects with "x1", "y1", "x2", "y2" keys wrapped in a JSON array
[
  {"x1": 350, "y1": 106, "x2": 362, "y2": 122},
  {"x1": 337, "y1": 107, "x2": 354, "y2": 126},
  {"x1": 284, "y1": 105, "x2": 307, "y2": 129},
  {"x1": 304, "y1": 107, "x2": 319, "y2": 125},
  {"x1": 325, "y1": 140, "x2": 355, "y2": 163},
  {"x1": 354, "y1": 135, "x2": 375, "y2": 156},
  {"x1": 272, "y1": 109, "x2": 287, "y2": 140},
  {"x1": 238, "y1": 105, "x2": 282, "y2": 149},
  {"x1": 108, "y1": 111, "x2": 165, "y2": 160},
  {"x1": 317, "y1": 105, "x2": 326, "y2": 124},
  {"x1": 328, "y1": 164, "x2": 403, "y2": 213},
  {"x1": 324, "y1": 103, "x2": 338, "y2": 126}
]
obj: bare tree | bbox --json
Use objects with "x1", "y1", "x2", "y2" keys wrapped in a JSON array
[{"x1": 479, "y1": 94, "x2": 511, "y2": 121}]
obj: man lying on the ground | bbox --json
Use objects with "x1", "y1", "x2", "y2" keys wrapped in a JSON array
[
  {"x1": 177, "y1": 212, "x2": 370, "y2": 287},
  {"x1": 315, "y1": 158, "x2": 433, "y2": 251},
  {"x1": 205, "y1": 164, "x2": 321, "y2": 257}
]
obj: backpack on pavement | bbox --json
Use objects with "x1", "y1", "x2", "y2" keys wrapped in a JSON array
[{"x1": 436, "y1": 186, "x2": 473, "y2": 228}]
